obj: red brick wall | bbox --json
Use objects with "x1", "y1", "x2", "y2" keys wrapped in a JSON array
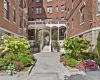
[
  {"x1": 65, "y1": 0, "x2": 100, "y2": 38},
  {"x1": 0, "y1": 0, "x2": 28, "y2": 37},
  {"x1": 28, "y1": 0, "x2": 66, "y2": 21}
]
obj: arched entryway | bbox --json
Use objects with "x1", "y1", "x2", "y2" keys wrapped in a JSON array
[{"x1": 38, "y1": 29, "x2": 50, "y2": 50}]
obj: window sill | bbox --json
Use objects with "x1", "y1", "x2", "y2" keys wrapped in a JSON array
[
  {"x1": 13, "y1": 22, "x2": 16, "y2": 24},
  {"x1": 3, "y1": 17, "x2": 10, "y2": 22},
  {"x1": 96, "y1": 14, "x2": 100, "y2": 16},
  {"x1": 80, "y1": 22, "x2": 84, "y2": 25}
]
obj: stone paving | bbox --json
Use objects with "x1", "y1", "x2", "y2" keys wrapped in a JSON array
[{"x1": 25, "y1": 52, "x2": 67, "y2": 80}]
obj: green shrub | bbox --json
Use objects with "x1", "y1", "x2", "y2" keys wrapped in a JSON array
[
  {"x1": 27, "y1": 54, "x2": 35, "y2": 61},
  {"x1": 97, "y1": 31, "x2": 100, "y2": 56},
  {"x1": 60, "y1": 53, "x2": 65, "y2": 57},
  {"x1": 63, "y1": 38, "x2": 90, "y2": 60},
  {"x1": 64, "y1": 54, "x2": 70, "y2": 59},
  {"x1": 20, "y1": 57, "x2": 31, "y2": 67},
  {"x1": 95, "y1": 57, "x2": 100, "y2": 66},
  {"x1": 67, "y1": 58, "x2": 78, "y2": 67}
]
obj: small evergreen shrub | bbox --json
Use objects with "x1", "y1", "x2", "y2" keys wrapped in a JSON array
[{"x1": 97, "y1": 31, "x2": 100, "y2": 56}]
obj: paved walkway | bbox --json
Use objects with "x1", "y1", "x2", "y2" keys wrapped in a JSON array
[{"x1": 25, "y1": 52, "x2": 71, "y2": 80}]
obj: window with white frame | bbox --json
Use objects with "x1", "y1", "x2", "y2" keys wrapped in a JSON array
[
  {"x1": 36, "y1": 18, "x2": 42, "y2": 21},
  {"x1": 47, "y1": 6, "x2": 52, "y2": 13},
  {"x1": 46, "y1": 18, "x2": 52, "y2": 21},
  {"x1": 61, "y1": 5, "x2": 65, "y2": 12},
  {"x1": 97, "y1": 0, "x2": 100, "y2": 13},
  {"x1": 36, "y1": 7, "x2": 42, "y2": 14},
  {"x1": 32, "y1": 7, "x2": 34, "y2": 13},
  {"x1": 4, "y1": 0, "x2": 9, "y2": 19},
  {"x1": 36, "y1": 0, "x2": 42, "y2": 2},
  {"x1": 19, "y1": 0, "x2": 23, "y2": 8},
  {"x1": 47, "y1": 0, "x2": 52, "y2": 2},
  {"x1": 61, "y1": 17, "x2": 64, "y2": 20},
  {"x1": 80, "y1": 7, "x2": 84, "y2": 24},
  {"x1": 56, "y1": 6, "x2": 58, "y2": 12}
]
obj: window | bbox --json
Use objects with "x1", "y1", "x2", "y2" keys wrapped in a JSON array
[
  {"x1": 80, "y1": 7, "x2": 84, "y2": 24},
  {"x1": 4, "y1": 0, "x2": 9, "y2": 19},
  {"x1": 13, "y1": 9, "x2": 16, "y2": 22},
  {"x1": 36, "y1": 7, "x2": 42, "y2": 14},
  {"x1": 46, "y1": 18, "x2": 52, "y2": 21},
  {"x1": 32, "y1": 18, "x2": 34, "y2": 21},
  {"x1": 97, "y1": 0, "x2": 100, "y2": 13},
  {"x1": 47, "y1": 6, "x2": 52, "y2": 13},
  {"x1": 24, "y1": 19, "x2": 26, "y2": 28},
  {"x1": 61, "y1": 5, "x2": 65, "y2": 12},
  {"x1": 72, "y1": 0, "x2": 74, "y2": 9},
  {"x1": 32, "y1": 7, "x2": 34, "y2": 13},
  {"x1": 61, "y1": 17, "x2": 64, "y2": 20},
  {"x1": 19, "y1": 16, "x2": 23, "y2": 28},
  {"x1": 47, "y1": 0, "x2": 52, "y2": 2},
  {"x1": 36, "y1": 18, "x2": 42, "y2": 21},
  {"x1": 36, "y1": 0, "x2": 42, "y2": 2},
  {"x1": 19, "y1": 0, "x2": 23, "y2": 8},
  {"x1": 56, "y1": 6, "x2": 58, "y2": 12}
]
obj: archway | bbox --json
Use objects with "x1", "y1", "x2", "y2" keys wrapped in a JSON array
[{"x1": 38, "y1": 29, "x2": 50, "y2": 50}]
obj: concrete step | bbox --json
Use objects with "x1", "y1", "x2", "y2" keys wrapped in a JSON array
[{"x1": 41, "y1": 46, "x2": 50, "y2": 52}]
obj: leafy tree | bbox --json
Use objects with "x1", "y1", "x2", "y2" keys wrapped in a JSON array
[{"x1": 97, "y1": 31, "x2": 100, "y2": 56}]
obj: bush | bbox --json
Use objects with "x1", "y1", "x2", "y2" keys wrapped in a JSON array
[
  {"x1": 20, "y1": 57, "x2": 31, "y2": 67},
  {"x1": 97, "y1": 31, "x2": 100, "y2": 56},
  {"x1": 95, "y1": 57, "x2": 100, "y2": 66},
  {"x1": 27, "y1": 54, "x2": 35, "y2": 61},
  {"x1": 63, "y1": 38, "x2": 90, "y2": 60},
  {"x1": 67, "y1": 58, "x2": 78, "y2": 67}
]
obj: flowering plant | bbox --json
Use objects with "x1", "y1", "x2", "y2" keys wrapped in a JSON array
[
  {"x1": 16, "y1": 62, "x2": 24, "y2": 72},
  {"x1": 76, "y1": 61, "x2": 85, "y2": 70},
  {"x1": 6, "y1": 63, "x2": 17, "y2": 76},
  {"x1": 84, "y1": 60, "x2": 98, "y2": 70}
]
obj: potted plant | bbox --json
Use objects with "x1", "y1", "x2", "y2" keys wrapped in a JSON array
[
  {"x1": 33, "y1": 40, "x2": 40, "y2": 52},
  {"x1": 52, "y1": 40, "x2": 59, "y2": 52}
]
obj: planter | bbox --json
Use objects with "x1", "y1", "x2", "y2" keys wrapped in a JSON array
[{"x1": 33, "y1": 47, "x2": 40, "y2": 52}]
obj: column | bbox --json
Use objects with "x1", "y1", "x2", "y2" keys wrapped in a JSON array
[
  {"x1": 49, "y1": 27, "x2": 52, "y2": 52},
  {"x1": 35, "y1": 22, "x2": 37, "y2": 40},
  {"x1": 50, "y1": 27, "x2": 52, "y2": 44},
  {"x1": 58, "y1": 27, "x2": 59, "y2": 41}
]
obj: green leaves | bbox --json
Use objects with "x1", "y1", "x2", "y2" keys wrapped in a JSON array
[
  {"x1": 97, "y1": 32, "x2": 100, "y2": 56},
  {"x1": 0, "y1": 35, "x2": 30, "y2": 55},
  {"x1": 63, "y1": 38, "x2": 90, "y2": 60}
]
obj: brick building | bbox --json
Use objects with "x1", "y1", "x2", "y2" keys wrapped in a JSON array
[
  {"x1": 0, "y1": 0, "x2": 28, "y2": 38},
  {"x1": 28, "y1": 0, "x2": 65, "y2": 21},
  {"x1": 28, "y1": 0, "x2": 66, "y2": 52},
  {"x1": 65, "y1": 0, "x2": 100, "y2": 50}
]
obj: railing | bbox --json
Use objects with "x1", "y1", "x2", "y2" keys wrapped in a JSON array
[{"x1": 28, "y1": 20, "x2": 66, "y2": 25}]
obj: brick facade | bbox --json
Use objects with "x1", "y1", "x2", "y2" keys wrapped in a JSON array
[
  {"x1": 28, "y1": 0, "x2": 66, "y2": 21},
  {"x1": 65, "y1": 0, "x2": 100, "y2": 50},
  {"x1": 0, "y1": 0, "x2": 28, "y2": 37}
]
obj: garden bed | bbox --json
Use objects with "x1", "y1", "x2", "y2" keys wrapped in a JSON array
[
  {"x1": 60, "y1": 38, "x2": 100, "y2": 71},
  {"x1": 0, "y1": 35, "x2": 36, "y2": 76}
]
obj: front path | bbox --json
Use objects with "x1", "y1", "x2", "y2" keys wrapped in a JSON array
[{"x1": 25, "y1": 52, "x2": 70, "y2": 80}]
